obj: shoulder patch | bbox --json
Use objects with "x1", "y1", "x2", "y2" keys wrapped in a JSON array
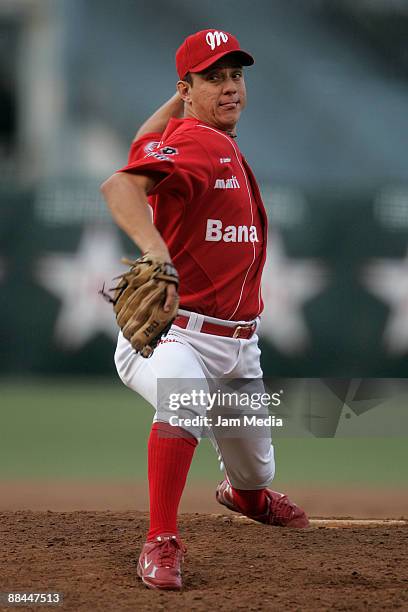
[
  {"x1": 145, "y1": 151, "x2": 173, "y2": 162},
  {"x1": 160, "y1": 146, "x2": 178, "y2": 155},
  {"x1": 143, "y1": 140, "x2": 160, "y2": 154}
]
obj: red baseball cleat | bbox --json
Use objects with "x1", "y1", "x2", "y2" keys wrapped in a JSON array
[
  {"x1": 137, "y1": 534, "x2": 186, "y2": 590},
  {"x1": 216, "y1": 479, "x2": 309, "y2": 528}
]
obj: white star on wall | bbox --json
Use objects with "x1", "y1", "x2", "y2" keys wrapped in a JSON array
[
  {"x1": 36, "y1": 225, "x2": 131, "y2": 350},
  {"x1": 259, "y1": 232, "x2": 327, "y2": 354},
  {"x1": 364, "y1": 249, "x2": 408, "y2": 354}
]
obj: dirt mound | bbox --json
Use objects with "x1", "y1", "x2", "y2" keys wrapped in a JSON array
[{"x1": 0, "y1": 511, "x2": 407, "y2": 611}]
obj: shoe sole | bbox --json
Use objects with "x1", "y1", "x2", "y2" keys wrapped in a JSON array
[{"x1": 137, "y1": 562, "x2": 182, "y2": 591}]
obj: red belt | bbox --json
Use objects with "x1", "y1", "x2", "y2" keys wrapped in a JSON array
[{"x1": 173, "y1": 315, "x2": 257, "y2": 340}]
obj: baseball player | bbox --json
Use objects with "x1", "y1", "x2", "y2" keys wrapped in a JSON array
[{"x1": 101, "y1": 29, "x2": 309, "y2": 591}]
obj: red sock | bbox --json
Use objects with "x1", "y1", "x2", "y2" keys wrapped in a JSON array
[
  {"x1": 147, "y1": 422, "x2": 197, "y2": 541},
  {"x1": 231, "y1": 486, "x2": 268, "y2": 516}
]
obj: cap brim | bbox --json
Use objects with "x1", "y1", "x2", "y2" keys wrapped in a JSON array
[{"x1": 190, "y1": 49, "x2": 254, "y2": 74}]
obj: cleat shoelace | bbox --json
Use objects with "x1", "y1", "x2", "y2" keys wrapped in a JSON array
[
  {"x1": 268, "y1": 494, "x2": 295, "y2": 522},
  {"x1": 157, "y1": 538, "x2": 184, "y2": 568}
]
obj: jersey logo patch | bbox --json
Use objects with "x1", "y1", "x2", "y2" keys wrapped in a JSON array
[
  {"x1": 220, "y1": 157, "x2": 231, "y2": 164},
  {"x1": 143, "y1": 141, "x2": 160, "y2": 154},
  {"x1": 205, "y1": 219, "x2": 259, "y2": 243},
  {"x1": 145, "y1": 151, "x2": 174, "y2": 162},
  {"x1": 214, "y1": 176, "x2": 240, "y2": 189},
  {"x1": 206, "y1": 31, "x2": 229, "y2": 51},
  {"x1": 160, "y1": 146, "x2": 178, "y2": 155}
]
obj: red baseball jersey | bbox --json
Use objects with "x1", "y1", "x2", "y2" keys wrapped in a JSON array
[{"x1": 118, "y1": 117, "x2": 268, "y2": 321}]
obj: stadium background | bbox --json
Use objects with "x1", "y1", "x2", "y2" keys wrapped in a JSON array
[{"x1": 0, "y1": 0, "x2": 407, "y2": 514}]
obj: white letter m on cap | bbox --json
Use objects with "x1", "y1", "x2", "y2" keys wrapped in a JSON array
[{"x1": 206, "y1": 31, "x2": 229, "y2": 51}]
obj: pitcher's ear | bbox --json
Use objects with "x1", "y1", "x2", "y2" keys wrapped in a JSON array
[{"x1": 177, "y1": 79, "x2": 192, "y2": 103}]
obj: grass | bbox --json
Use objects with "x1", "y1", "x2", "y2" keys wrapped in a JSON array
[{"x1": 0, "y1": 378, "x2": 407, "y2": 486}]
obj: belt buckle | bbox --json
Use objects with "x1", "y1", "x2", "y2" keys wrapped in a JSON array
[{"x1": 233, "y1": 323, "x2": 255, "y2": 339}]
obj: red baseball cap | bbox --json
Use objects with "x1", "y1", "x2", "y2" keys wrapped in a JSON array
[{"x1": 176, "y1": 29, "x2": 254, "y2": 80}]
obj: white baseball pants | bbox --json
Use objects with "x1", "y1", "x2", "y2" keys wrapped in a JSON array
[{"x1": 114, "y1": 310, "x2": 275, "y2": 490}]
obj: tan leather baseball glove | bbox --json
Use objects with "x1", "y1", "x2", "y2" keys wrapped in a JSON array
[{"x1": 101, "y1": 254, "x2": 179, "y2": 357}]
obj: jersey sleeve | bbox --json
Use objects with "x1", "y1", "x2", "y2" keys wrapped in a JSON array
[
  {"x1": 127, "y1": 132, "x2": 162, "y2": 164},
  {"x1": 118, "y1": 134, "x2": 213, "y2": 203}
]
